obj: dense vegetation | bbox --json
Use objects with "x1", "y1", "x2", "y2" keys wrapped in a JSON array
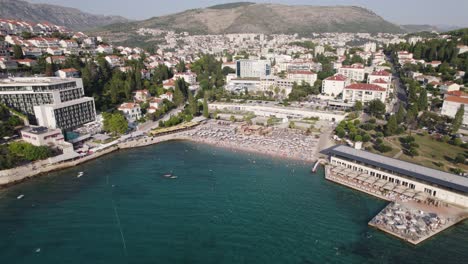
[
  {"x1": 0, "y1": 104, "x2": 24, "y2": 139},
  {"x1": 0, "y1": 142, "x2": 53, "y2": 170}
]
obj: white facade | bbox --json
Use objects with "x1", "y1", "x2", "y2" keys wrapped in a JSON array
[
  {"x1": 236, "y1": 60, "x2": 271, "y2": 78},
  {"x1": 173, "y1": 72, "x2": 197, "y2": 85},
  {"x1": 368, "y1": 71, "x2": 392, "y2": 84},
  {"x1": 343, "y1": 84, "x2": 387, "y2": 103},
  {"x1": 441, "y1": 96, "x2": 468, "y2": 125},
  {"x1": 118, "y1": 103, "x2": 142, "y2": 123},
  {"x1": 34, "y1": 97, "x2": 96, "y2": 130},
  {"x1": 330, "y1": 155, "x2": 468, "y2": 208},
  {"x1": 287, "y1": 71, "x2": 317, "y2": 85},
  {"x1": 338, "y1": 64, "x2": 365, "y2": 81},
  {"x1": 322, "y1": 74, "x2": 349, "y2": 96},
  {"x1": 21, "y1": 126, "x2": 64, "y2": 147}
]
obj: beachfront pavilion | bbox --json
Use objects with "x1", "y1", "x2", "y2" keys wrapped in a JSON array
[{"x1": 324, "y1": 145, "x2": 468, "y2": 208}]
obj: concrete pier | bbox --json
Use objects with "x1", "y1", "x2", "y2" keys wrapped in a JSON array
[{"x1": 324, "y1": 165, "x2": 468, "y2": 244}]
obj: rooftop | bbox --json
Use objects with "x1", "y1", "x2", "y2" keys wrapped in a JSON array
[
  {"x1": 0, "y1": 77, "x2": 78, "y2": 86},
  {"x1": 345, "y1": 83, "x2": 386, "y2": 91},
  {"x1": 326, "y1": 145, "x2": 468, "y2": 194}
]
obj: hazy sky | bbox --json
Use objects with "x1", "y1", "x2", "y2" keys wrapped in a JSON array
[{"x1": 27, "y1": 0, "x2": 468, "y2": 26}]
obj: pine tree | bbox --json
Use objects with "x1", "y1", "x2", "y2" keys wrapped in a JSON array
[
  {"x1": 418, "y1": 89, "x2": 428, "y2": 111},
  {"x1": 173, "y1": 86, "x2": 184, "y2": 107},
  {"x1": 452, "y1": 104, "x2": 465, "y2": 134},
  {"x1": 188, "y1": 92, "x2": 198, "y2": 116},
  {"x1": 396, "y1": 104, "x2": 406, "y2": 124},
  {"x1": 203, "y1": 95, "x2": 209, "y2": 118},
  {"x1": 384, "y1": 115, "x2": 398, "y2": 136}
]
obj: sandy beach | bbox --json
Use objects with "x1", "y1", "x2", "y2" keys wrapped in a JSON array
[{"x1": 184, "y1": 120, "x2": 321, "y2": 163}]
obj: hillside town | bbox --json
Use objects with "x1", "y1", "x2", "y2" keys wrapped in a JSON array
[{"x1": 0, "y1": 0, "x2": 468, "y2": 253}]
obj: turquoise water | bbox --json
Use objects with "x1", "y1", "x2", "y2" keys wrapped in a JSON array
[{"x1": 0, "y1": 141, "x2": 467, "y2": 264}]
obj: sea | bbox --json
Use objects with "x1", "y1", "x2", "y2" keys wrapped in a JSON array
[{"x1": 0, "y1": 141, "x2": 466, "y2": 264}]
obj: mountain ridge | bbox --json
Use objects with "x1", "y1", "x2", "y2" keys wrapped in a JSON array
[
  {"x1": 99, "y1": 3, "x2": 404, "y2": 35},
  {"x1": 0, "y1": 0, "x2": 129, "y2": 30}
]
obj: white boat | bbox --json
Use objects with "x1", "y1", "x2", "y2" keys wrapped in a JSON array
[
  {"x1": 77, "y1": 172, "x2": 84, "y2": 178},
  {"x1": 17, "y1": 194, "x2": 24, "y2": 200}
]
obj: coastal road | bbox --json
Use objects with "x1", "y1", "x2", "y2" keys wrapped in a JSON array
[{"x1": 386, "y1": 53, "x2": 408, "y2": 113}]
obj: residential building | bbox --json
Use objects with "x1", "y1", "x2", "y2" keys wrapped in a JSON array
[
  {"x1": 338, "y1": 64, "x2": 365, "y2": 81},
  {"x1": 343, "y1": 83, "x2": 387, "y2": 103},
  {"x1": 55, "y1": 68, "x2": 80, "y2": 78},
  {"x1": 160, "y1": 92, "x2": 173, "y2": 102},
  {"x1": 368, "y1": 70, "x2": 392, "y2": 83},
  {"x1": 96, "y1": 45, "x2": 113, "y2": 54},
  {"x1": 173, "y1": 72, "x2": 197, "y2": 85},
  {"x1": 134, "y1": 89, "x2": 151, "y2": 102},
  {"x1": 236, "y1": 60, "x2": 271, "y2": 78},
  {"x1": 287, "y1": 71, "x2": 317, "y2": 85},
  {"x1": 441, "y1": 95, "x2": 468, "y2": 125},
  {"x1": 440, "y1": 82, "x2": 461, "y2": 94},
  {"x1": 118, "y1": 102, "x2": 141, "y2": 122},
  {"x1": 363, "y1": 42, "x2": 377, "y2": 52},
  {"x1": 105, "y1": 55, "x2": 123, "y2": 68},
  {"x1": 322, "y1": 74, "x2": 349, "y2": 96}
]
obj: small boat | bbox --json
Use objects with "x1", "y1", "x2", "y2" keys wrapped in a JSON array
[
  {"x1": 169, "y1": 175, "x2": 178, "y2": 179},
  {"x1": 77, "y1": 172, "x2": 84, "y2": 178},
  {"x1": 17, "y1": 194, "x2": 24, "y2": 200},
  {"x1": 35, "y1": 248, "x2": 41, "y2": 253},
  {"x1": 163, "y1": 173, "x2": 173, "y2": 178}
]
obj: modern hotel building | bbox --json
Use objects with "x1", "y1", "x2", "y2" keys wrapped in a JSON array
[{"x1": 0, "y1": 77, "x2": 96, "y2": 130}]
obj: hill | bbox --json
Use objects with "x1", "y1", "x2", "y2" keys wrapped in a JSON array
[
  {"x1": 0, "y1": 0, "x2": 129, "y2": 30},
  {"x1": 99, "y1": 3, "x2": 403, "y2": 36}
]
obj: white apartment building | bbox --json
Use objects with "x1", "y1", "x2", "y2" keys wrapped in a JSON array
[
  {"x1": 441, "y1": 95, "x2": 468, "y2": 125},
  {"x1": 338, "y1": 64, "x2": 365, "y2": 81},
  {"x1": 236, "y1": 60, "x2": 271, "y2": 78},
  {"x1": 118, "y1": 102, "x2": 142, "y2": 123},
  {"x1": 287, "y1": 71, "x2": 317, "y2": 85},
  {"x1": 322, "y1": 74, "x2": 350, "y2": 96},
  {"x1": 363, "y1": 42, "x2": 377, "y2": 53},
  {"x1": 343, "y1": 83, "x2": 387, "y2": 103},
  {"x1": 368, "y1": 70, "x2": 392, "y2": 83},
  {"x1": 173, "y1": 72, "x2": 197, "y2": 85}
]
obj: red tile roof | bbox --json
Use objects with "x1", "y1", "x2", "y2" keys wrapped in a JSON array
[
  {"x1": 325, "y1": 74, "x2": 347, "y2": 81},
  {"x1": 118, "y1": 102, "x2": 139, "y2": 109},
  {"x1": 371, "y1": 78, "x2": 389, "y2": 84},
  {"x1": 445, "y1": 95, "x2": 468, "y2": 104},
  {"x1": 59, "y1": 68, "x2": 78, "y2": 73},
  {"x1": 370, "y1": 70, "x2": 390, "y2": 76},
  {"x1": 345, "y1": 83, "x2": 386, "y2": 92}
]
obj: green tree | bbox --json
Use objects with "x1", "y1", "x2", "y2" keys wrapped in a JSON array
[
  {"x1": 354, "y1": 101, "x2": 363, "y2": 112},
  {"x1": 395, "y1": 104, "x2": 406, "y2": 124},
  {"x1": 103, "y1": 112, "x2": 128, "y2": 135},
  {"x1": 454, "y1": 153, "x2": 466, "y2": 164},
  {"x1": 203, "y1": 95, "x2": 209, "y2": 118},
  {"x1": 418, "y1": 89, "x2": 428, "y2": 111},
  {"x1": 176, "y1": 60, "x2": 187, "y2": 73},
  {"x1": 13, "y1": 45, "x2": 23, "y2": 59},
  {"x1": 384, "y1": 115, "x2": 398, "y2": 136},
  {"x1": 173, "y1": 86, "x2": 184, "y2": 107},
  {"x1": 367, "y1": 100, "x2": 386, "y2": 118},
  {"x1": 452, "y1": 104, "x2": 465, "y2": 134},
  {"x1": 188, "y1": 92, "x2": 198, "y2": 116}
]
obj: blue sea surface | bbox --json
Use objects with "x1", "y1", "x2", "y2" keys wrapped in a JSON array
[{"x1": 0, "y1": 141, "x2": 466, "y2": 264}]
